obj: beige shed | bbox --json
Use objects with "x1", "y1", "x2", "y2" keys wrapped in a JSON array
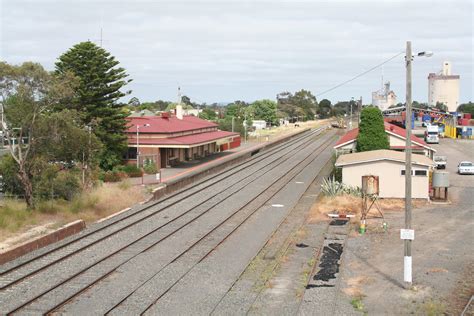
[{"x1": 335, "y1": 150, "x2": 434, "y2": 199}]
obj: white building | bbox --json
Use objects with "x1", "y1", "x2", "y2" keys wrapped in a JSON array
[
  {"x1": 372, "y1": 82, "x2": 397, "y2": 111},
  {"x1": 428, "y1": 61, "x2": 460, "y2": 113},
  {"x1": 335, "y1": 150, "x2": 434, "y2": 199}
]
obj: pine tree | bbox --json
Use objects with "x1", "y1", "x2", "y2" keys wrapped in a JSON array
[
  {"x1": 356, "y1": 107, "x2": 390, "y2": 152},
  {"x1": 55, "y1": 41, "x2": 132, "y2": 169}
]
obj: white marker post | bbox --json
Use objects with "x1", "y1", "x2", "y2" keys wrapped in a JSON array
[{"x1": 401, "y1": 228, "x2": 415, "y2": 283}]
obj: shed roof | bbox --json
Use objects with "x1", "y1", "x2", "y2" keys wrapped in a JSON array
[
  {"x1": 126, "y1": 115, "x2": 217, "y2": 134},
  {"x1": 335, "y1": 149, "x2": 434, "y2": 167}
]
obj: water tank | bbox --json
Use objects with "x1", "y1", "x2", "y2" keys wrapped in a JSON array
[
  {"x1": 362, "y1": 175, "x2": 379, "y2": 195},
  {"x1": 432, "y1": 171, "x2": 449, "y2": 188}
]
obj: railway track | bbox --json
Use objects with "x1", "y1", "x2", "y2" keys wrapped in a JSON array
[{"x1": 0, "y1": 127, "x2": 337, "y2": 315}]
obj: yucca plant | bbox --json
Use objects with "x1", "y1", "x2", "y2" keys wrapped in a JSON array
[
  {"x1": 321, "y1": 176, "x2": 345, "y2": 197},
  {"x1": 321, "y1": 176, "x2": 362, "y2": 197}
]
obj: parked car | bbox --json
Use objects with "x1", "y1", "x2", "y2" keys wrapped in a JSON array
[{"x1": 458, "y1": 161, "x2": 474, "y2": 175}]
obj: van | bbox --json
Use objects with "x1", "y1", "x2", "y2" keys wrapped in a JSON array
[{"x1": 425, "y1": 125, "x2": 439, "y2": 144}]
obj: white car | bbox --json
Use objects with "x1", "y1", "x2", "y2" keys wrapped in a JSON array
[{"x1": 458, "y1": 161, "x2": 474, "y2": 175}]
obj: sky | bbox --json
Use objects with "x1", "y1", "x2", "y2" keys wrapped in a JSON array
[{"x1": 0, "y1": 0, "x2": 473, "y2": 105}]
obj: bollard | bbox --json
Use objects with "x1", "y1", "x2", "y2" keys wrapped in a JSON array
[{"x1": 359, "y1": 220, "x2": 366, "y2": 234}]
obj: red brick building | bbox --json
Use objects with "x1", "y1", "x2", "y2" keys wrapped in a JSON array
[{"x1": 124, "y1": 112, "x2": 240, "y2": 169}]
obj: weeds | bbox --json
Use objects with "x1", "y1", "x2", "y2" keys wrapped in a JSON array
[
  {"x1": 351, "y1": 296, "x2": 367, "y2": 314},
  {"x1": 417, "y1": 299, "x2": 446, "y2": 316}
]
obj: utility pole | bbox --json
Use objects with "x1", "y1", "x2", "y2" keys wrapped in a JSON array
[
  {"x1": 136, "y1": 125, "x2": 140, "y2": 168},
  {"x1": 404, "y1": 40, "x2": 413, "y2": 287}
]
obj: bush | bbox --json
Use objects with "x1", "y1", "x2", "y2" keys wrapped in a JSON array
[
  {"x1": 54, "y1": 171, "x2": 82, "y2": 200},
  {"x1": 0, "y1": 155, "x2": 24, "y2": 196},
  {"x1": 116, "y1": 164, "x2": 142, "y2": 178},
  {"x1": 143, "y1": 163, "x2": 158, "y2": 174},
  {"x1": 33, "y1": 164, "x2": 82, "y2": 201},
  {"x1": 103, "y1": 170, "x2": 127, "y2": 182}
]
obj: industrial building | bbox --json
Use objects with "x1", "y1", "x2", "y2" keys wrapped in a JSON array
[
  {"x1": 428, "y1": 61, "x2": 460, "y2": 112},
  {"x1": 124, "y1": 106, "x2": 240, "y2": 169},
  {"x1": 371, "y1": 81, "x2": 397, "y2": 111}
]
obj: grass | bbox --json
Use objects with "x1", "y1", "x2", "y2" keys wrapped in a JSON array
[
  {"x1": 351, "y1": 296, "x2": 367, "y2": 314},
  {"x1": 417, "y1": 299, "x2": 446, "y2": 316},
  {"x1": 0, "y1": 181, "x2": 148, "y2": 244}
]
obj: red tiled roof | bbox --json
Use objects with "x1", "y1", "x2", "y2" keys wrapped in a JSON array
[
  {"x1": 334, "y1": 122, "x2": 428, "y2": 148},
  {"x1": 126, "y1": 115, "x2": 217, "y2": 134},
  {"x1": 128, "y1": 130, "x2": 239, "y2": 147}
]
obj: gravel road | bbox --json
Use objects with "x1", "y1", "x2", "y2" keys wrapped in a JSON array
[{"x1": 334, "y1": 138, "x2": 474, "y2": 315}]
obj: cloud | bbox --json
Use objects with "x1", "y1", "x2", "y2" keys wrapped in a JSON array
[{"x1": 1, "y1": 0, "x2": 472, "y2": 104}]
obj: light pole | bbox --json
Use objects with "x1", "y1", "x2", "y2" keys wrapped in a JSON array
[
  {"x1": 404, "y1": 41, "x2": 432, "y2": 287},
  {"x1": 136, "y1": 124, "x2": 150, "y2": 167},
  {"x1": 232, "y1": 116, "x2": 235, "y2": 133}
]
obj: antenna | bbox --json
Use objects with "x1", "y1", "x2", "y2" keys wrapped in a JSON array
[
  {"x1": 100, "y1": 27, "x2": 103, "y2": 47},
  {"x1": 381, "y1": 65, "x2": 384, "y2": 91}
]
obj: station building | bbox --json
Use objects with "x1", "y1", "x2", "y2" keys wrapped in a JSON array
[{"x1": 124, "y1": 107, "x2": 240, "y2": 169}]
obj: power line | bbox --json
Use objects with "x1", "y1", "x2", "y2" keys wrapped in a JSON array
[{"x1": 316, "y1": 52, "x2": 404, "y2": 97}]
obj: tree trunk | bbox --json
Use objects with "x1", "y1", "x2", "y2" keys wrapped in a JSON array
[{"x1": 18, "y1": 167, "x2": 34, "y2": 209}]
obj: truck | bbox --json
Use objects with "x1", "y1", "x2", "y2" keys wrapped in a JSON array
[
  {"x1": 425, "y1": 124, "x2": 439, "y2": 144},
  {"x1": 433, "y1": 155, "x2": 447, "y2": 169}
]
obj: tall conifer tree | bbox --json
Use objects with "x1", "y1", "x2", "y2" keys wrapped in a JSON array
[
  {"x1": 55, "y1": 41, "x2": 131, "y2": 169},
  {"x1": 356, "y1": 107, "x2": 390, "y2": 152}
]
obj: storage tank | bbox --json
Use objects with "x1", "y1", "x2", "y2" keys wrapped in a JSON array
[
  {"x1": 432, "y1": 171, "x2": 449, "y2": 188},
  {"x1": 362, "y1": 175, "x2": 379, "y2": 195}
]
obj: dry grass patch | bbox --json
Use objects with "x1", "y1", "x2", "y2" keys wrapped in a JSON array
[
  {"x1": 0, "y1": 181, "x2": 149, "y2": 245},
  {"x1": 309, "y1": 194, "x2": 427, "y2": 223}
]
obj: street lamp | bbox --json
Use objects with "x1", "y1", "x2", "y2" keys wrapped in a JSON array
[
  {"x1": 136, "y1": 123, "x2": 150, "y2": 167},
  {"x1": 404, "y1": 41, "x2": 432, "y2": 287}
]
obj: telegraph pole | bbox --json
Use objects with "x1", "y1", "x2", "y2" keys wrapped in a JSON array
[{"x1": 404, "y1": 41, "x2": 413, "y2": 287}]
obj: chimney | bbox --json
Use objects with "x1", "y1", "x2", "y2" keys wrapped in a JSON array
[{"x1": 176, "y1": 104, "x2": 183, "y2": 120}]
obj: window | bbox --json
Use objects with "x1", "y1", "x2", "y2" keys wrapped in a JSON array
[
  {"x1": 125, "y1": 147, "x2": 137, "y2": 160},
  {"x1": 414, "y1": 170, "x2": 427, "y2": 176},
  {"x1": 401, "y1": 169, "x2": 427, "y2": 176}
]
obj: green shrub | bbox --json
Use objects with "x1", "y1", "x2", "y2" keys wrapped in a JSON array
[
  {"x1": 143, "y1": 163, "x2": 158, "y2": 174},
  {"x1": 32, "y1": 164, "x2": 82, "y2": 201},
  {"x1": 54, "y1": 171, "x2": 82, "y2": 200},
  {"x1": 117, "y1": 164, "x2": 143, "y2": 178},
  {"x1": 0, "y1": 155, "x2": 24, "y2": 195}
]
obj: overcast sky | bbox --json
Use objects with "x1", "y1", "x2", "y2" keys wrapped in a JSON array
[{"x1": 1, "y1": 0, "x2": 472, "y2": 105}]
